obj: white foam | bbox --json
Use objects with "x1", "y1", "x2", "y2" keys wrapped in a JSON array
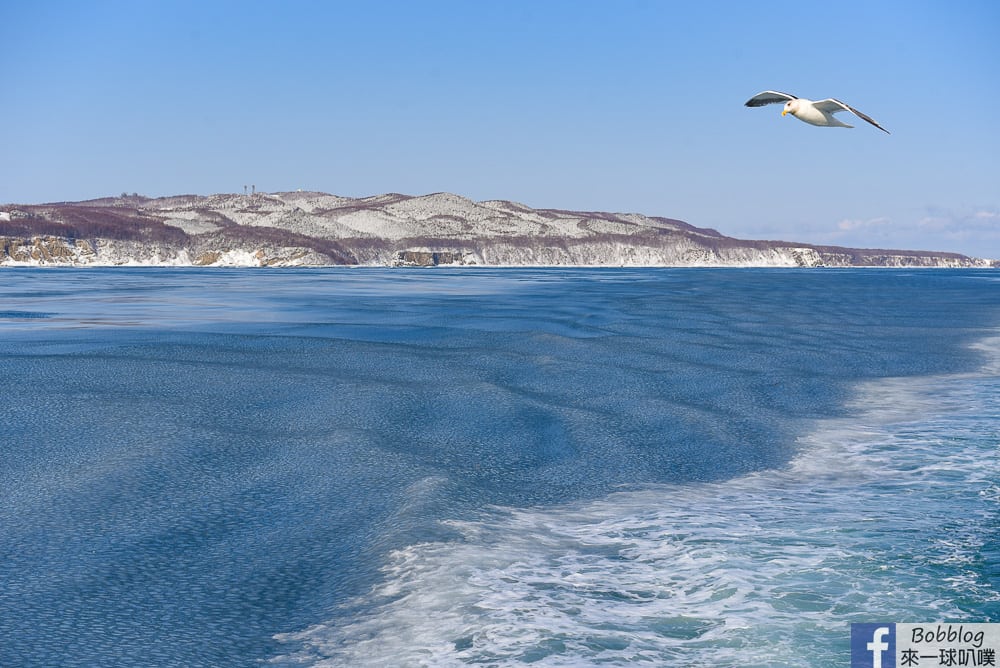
[{"x1": 272, "y1": 338, "x2": 1000, "y2": 666}]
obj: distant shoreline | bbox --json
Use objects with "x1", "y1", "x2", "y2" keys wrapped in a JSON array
[{"x1": 2, "y1": 192, "x2": 995, "y2": 268}]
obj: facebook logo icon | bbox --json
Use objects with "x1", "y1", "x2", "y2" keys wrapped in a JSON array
[{"x1": 851, "y1": 623, "x2": 896, "y2": 668}]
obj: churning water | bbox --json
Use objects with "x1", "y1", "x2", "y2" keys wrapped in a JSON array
[{"x1": 1, "y1": 268, "x2": 997, "y2": 667}]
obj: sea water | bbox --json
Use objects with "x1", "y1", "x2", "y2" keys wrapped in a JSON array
[{"x1": 0, "y1": 268, "x2": 997, "y2": 667}]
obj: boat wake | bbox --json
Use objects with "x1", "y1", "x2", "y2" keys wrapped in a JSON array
[{"x1": 271, "y1": 339, "x2": 1000, "y2": 666}]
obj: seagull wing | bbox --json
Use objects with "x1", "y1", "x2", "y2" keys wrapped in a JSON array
[
  {"x1": 814, "y1": 98, "x2": 890, "y2": 134},
  {"x1": 744, "y1": 91, "x2": 797, "y2": 107}
]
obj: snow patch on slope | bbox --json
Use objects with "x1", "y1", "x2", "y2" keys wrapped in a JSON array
[{"x1": 2, "y1": 191, "x2": 993, "y2": 268}]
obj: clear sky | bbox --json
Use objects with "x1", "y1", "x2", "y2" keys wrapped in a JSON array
[{"x1": 3, "y1": 0, "x2": 999, "y2": 257}]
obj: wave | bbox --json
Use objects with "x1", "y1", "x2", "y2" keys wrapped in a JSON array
[{"x1": 269, "y1": 337, "x2": 1000, "y2": 667}]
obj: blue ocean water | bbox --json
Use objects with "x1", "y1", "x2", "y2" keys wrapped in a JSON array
[{"x1": 0, "y1": 267, "x2": 997, "y2": 667}]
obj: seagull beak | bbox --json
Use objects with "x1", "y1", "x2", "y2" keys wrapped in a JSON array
[{"x1": 781, "y1": 109, "x2": 788, "y2": 116}]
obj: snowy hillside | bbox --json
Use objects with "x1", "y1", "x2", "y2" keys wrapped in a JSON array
[{"x1": 1, "y1": 191, "x2": 994, "y2": 267}]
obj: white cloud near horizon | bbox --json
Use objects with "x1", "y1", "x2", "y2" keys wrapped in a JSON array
[
  {"x1": 811, "y1": 206, "x2": 1000, "y2": 257},
  {"x1": 836, "y1": 217, "x2": 893, "y2": 233},
  {"x1": 919, "y1": 207, "x2": 1000, "y2": 232}
]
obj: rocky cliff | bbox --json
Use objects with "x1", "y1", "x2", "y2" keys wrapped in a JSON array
[{"x1": 0, "y1": 192, "x2": 993, "y2": 268}]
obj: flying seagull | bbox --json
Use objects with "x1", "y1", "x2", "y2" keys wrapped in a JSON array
[{"x1": 745, "y1": 90, "x2": 890, "y2": 134}]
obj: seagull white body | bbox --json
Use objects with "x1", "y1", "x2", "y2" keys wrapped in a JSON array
[
  {"x1": 784, "y1": 98, "x2": 853, "y2": 128},
  {"x1": 745, "y1": 90, "x2": 890, "y2": 134}
]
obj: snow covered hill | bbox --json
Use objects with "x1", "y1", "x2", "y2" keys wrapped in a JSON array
[{"x1": 0, "y1": 191, "x2": 994, "y2": 267}]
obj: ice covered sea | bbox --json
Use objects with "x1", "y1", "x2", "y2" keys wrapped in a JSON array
[{"x1": 1, "y1": 267, "x2": 998, "y2": 667}]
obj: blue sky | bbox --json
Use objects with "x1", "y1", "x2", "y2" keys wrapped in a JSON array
[{"x1": 3, "y1": 0, "x2": 999, "y2": 257}]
